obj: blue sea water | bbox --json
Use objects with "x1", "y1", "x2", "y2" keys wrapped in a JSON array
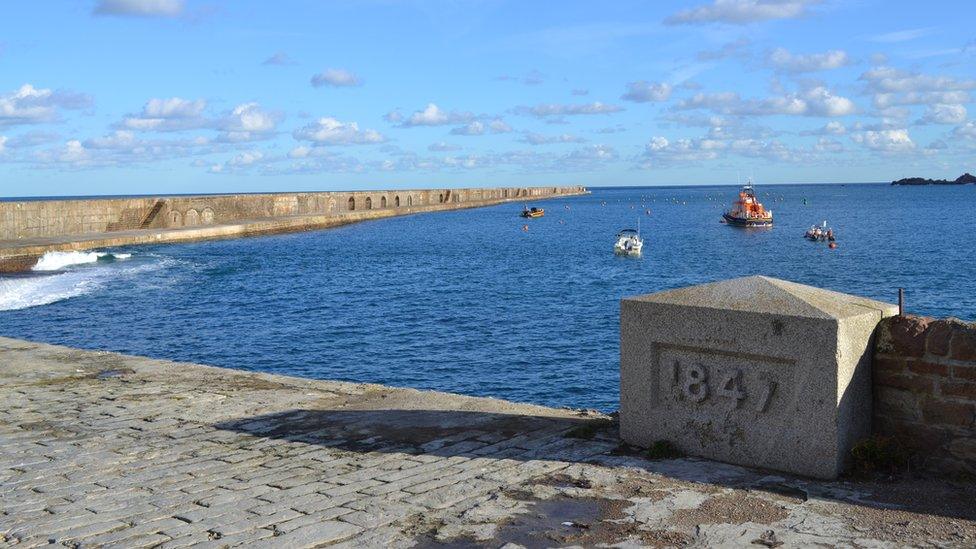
[{"x1": 2, "y1": 184, "x2": 975, "y2": 411}]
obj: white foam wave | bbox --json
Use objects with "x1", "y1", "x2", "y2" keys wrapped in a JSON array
[
  {"x1": 0, "y1": 272, "x2": 99, "y2": 311},
  {"x1": 1, "y1": 255, "x2": 160, "y2": 312},
  {"x1": 32, "y1": 251, "x2": 131, "y2": 272}
]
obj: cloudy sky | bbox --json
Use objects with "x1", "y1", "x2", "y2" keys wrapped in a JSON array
[{"x1": 1, "y1": 0, "x2": 974, "y2": 196}]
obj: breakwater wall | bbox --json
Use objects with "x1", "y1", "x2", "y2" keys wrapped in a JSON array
[
  {"x1": 873, "y1": 315, "x2": 976, "y2": 474},
  {"x1": 0, "y1": 185, "x2": 586, "y2": 271}
]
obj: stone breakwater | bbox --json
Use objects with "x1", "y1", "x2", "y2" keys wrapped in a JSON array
[
  {"x1": 1, "y1": 337, "x2": 974, "y2": 547},
  {"x1": 0, "y1": 185, "x2": 586, "y2": 272}
]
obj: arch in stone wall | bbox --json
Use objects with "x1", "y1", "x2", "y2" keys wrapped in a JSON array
[
  {"x1": 185, "y1": 209, "x2": 200, "y2": 227},
  {"x1": 365, "y1": 196, "x2": 373, "y2": 210},
  {"x1": 394, "y1": 195, "x2": 400, "y2": 207},
  {"x1": 381, "y1": 196, "x2": 387, "y2": 208},
  {"x1": 438, "y1": 193, "x2": 444, "y2": 204},
  {"x1": 169, "y1": 211, "x2": 183, "y2": 227},
  {"x1": 202, "y1": 208, "x2": 215, "y2": 225},
  {"x1": 329, "y1": 198, "x2": 337, "y2": 214},
  {"x1": 348, "y1": 197, "x2": 356, "y2": 211},
  {"x1": 407, "y1": 195, "x2": 413, "y2": 207}
]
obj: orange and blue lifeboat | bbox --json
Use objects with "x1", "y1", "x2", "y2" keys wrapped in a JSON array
[{"x1": 722, "y1": 184, "x2": 773, "y2": 228}]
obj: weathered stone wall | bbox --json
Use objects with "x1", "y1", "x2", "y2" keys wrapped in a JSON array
[
  {"x1": 873, "y1": 315, "x2": 976, "y2": 474},
  {"x1": 0, "y1": 186, "x2": 584, "y2": 240}
]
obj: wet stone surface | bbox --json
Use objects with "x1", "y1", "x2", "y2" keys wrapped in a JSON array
[{"x1": 1, "y1": 336, "x2": 975, "y2": 548}]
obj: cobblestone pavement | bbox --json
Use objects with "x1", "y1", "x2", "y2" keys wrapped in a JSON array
[{"x1": 2, "y1": 337, "x2": 975, "y2": 548}]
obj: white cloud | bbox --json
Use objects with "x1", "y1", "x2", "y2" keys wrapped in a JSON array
[
  {"x1": 953, "y1": 121, "x2": 976, "y2": 139},
  {"x1": 399, "y1": 103, "x2": 475, "y2": 127},
  {"x1": 229, "y1": 150, "x2": 264, "y2": 166},
  {"x1": 868, "y1": 27, "x2": 937, "y2": 43},
  {"x1": 665, "y1": 0, "x2": 820, "y2": 25},
  {"x1": 513, "y1": 102, "x2": 623, "y2": 118},
  {"x1": 561, "y1": 144, "x2": 618, "y2": 166},
  {"x1": 428, "y1": 142, "x2": 460, "y2": 152},
  {"x1": 873, "y1": 91, "x2": 970, "y2": 108},
  {"x1": 451, "y1": 121, "x2": 485, "y2": 136},
  {"x1": 449, "y1": 118, "x2": 512, "y2": 136},
  {"x1": 802, "y1": 121, "x2": 846, "y2": 135},
  {"x1": 675, "y1": 86, "x2": 855, "y2": 117},
  {"x1": 621, "y1": 81, "x2": 673, "y2": 102},
  {"x1": 293, "y1": 117, "x2": 385, "y2": 145},
  {"x1": 767, "y1": 48, "x2": 850, "y2": 72},
  {"x1": 519, "y1": 132, "x2": 586, "y2": 145},
  {"x1": 310, "y1": 69, "x2": 362, "y2": 88},
  {"x1": 32, "y1": 139, "x2": 92, "y2": 166},
  {"x1": 216, "y1": 103, "x2": 281, "y2": 142},
  {"x1": 0, "y1": 136, "x2": 6, "y2": 154},
  {"x1": 814, "y1": 137, "x2": 844, "y2": 153},
  {"x1": 919, "y1": 104, "x2": 967, "y2": 125},
  {"x1": 861, "y1": 67, "x2": 976, "y2": 93},
  {"x1": 263, "y1": 52, "x2": 294, "y2": 66},
  {"x1": 118, "y1": 97, "x2": 207, "y2": 131},
  {"x1": 488, "y1": 119, "x2": 513, "y2": 133},
  {"x1": 0, "y1": 84, "x2": 93, "y2": 127},
  {"x1": 850, "y1": 129, "x2": 915, "y2": 152},
  {"x1": 93, "y1": 0, "x2": 183, "y2": 17},
  {"x1": 641, "y1": 131, "x2": 832, "y2": 167},
  {"x1": 2, "y1": 131, "x2": 60, "y2": 149}
]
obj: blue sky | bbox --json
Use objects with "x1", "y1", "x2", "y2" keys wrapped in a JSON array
[{"x1": 1, "y1": 0, "x2": 974, "y2": 196}]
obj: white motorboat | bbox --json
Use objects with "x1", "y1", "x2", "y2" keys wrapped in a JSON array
[{"x1": 614, "y1": 221, "x2": 644, "y2": 257}]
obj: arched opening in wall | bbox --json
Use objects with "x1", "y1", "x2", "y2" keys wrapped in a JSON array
[
  {"x1": 438, "y1": 193, "x2": 444, "y2": 204},
  {"x1": 394, "y1": 195, "x2": 400, "y2": 207},
  {"x1": 185, "y1": 209, "x2": 200, "y2": 227},
  {"x1": 365, "y1": 196, "x2": 373, "y2": 210},
  {"x1": 202, "y1": 208, "x2": 215, "y2": 225},
  {"x1": 407, "y1": 195, "x2": 413, "y2": 207},
  {"x1": 169, "y1": 211, "x2": 183, "y2": 227},
  {"x1": 553, "y1": 187, "x2": 558, "y2": 194},
  {"x1": 504, "y1": 189, "x2": 509, "y2": 198},
  {"x1": 381, "y1": 196, "x2": 387, "y2": 208},
  {"x1": 522, "y1": 188, "x2": 529, "y2": 197},
  {"x1": 329, "y1": 198, "x2": 337, "y2": 214},
  {"x1": 348, "y1": 197, "x2": 356, "y2": 211}
]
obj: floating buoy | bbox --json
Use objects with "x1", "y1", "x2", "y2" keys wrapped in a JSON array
[
  {"x1": 828, "y1": 242, "x2": 837, "y2": 249},
  {"x1": 522, "y1": 224, "x2": 529, "y2": 232},
  {"x1": 646, "y1": 209, "x2": 651, "y2": 215}
]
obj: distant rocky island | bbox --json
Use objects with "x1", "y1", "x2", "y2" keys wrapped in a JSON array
[{"x1": 891, "y1": 173, "x2": 976, "y2": 185}]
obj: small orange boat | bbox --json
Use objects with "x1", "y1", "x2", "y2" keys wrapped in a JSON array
[{"x1": 722, "y1": 182, "x2": 773, "y2": 227}]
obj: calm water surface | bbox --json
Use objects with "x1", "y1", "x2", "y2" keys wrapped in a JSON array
[{"x1": 2, "y1": 184, "x2": 974, "y2": 411}]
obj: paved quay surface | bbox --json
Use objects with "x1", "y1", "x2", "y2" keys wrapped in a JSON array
[{"x1": 2, "y1": 337, "x2": 975, "y2": 548}]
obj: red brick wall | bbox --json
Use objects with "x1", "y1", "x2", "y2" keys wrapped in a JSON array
[{"x1": 873, "y1": 315, "x2": 976, "y2": 474}]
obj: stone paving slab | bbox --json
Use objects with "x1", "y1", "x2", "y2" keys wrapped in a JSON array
[{"x1": 1, "y1": 336, "x2": 975, "y2": 547}]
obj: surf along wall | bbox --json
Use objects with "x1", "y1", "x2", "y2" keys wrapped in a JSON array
[{"x1": 0, "y1": 186, "x2": 586, "y2": 272}]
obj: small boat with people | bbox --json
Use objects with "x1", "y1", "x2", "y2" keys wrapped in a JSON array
[
  {"x1": 722, "y1": 181, "x2": 773, "y2": 228},
  {"x1": 804, "y1": 221, "x2": 835, "y2": 242},
  {"x1": 520, "y1": 205, "x2": 544, "y2": 218},
  {"x1": 614, "y1": 220, "x2": 644, "y2": 257}
]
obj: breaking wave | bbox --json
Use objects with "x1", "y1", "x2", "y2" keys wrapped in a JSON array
[
  {"x1": 0, "y1": 252, "x2": 154, "y2": 311},
  {"x1": 32, "y1": 251, "x2": 132, "y2": 272}
]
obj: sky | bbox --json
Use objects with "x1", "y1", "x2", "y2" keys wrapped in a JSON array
[{"x1": 1, "y1": 0, "x2": 975, "y2": 196}]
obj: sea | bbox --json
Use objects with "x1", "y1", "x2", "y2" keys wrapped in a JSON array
[{"x1": 2, "y1": 183, "x2": 974, "y2": 411}]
